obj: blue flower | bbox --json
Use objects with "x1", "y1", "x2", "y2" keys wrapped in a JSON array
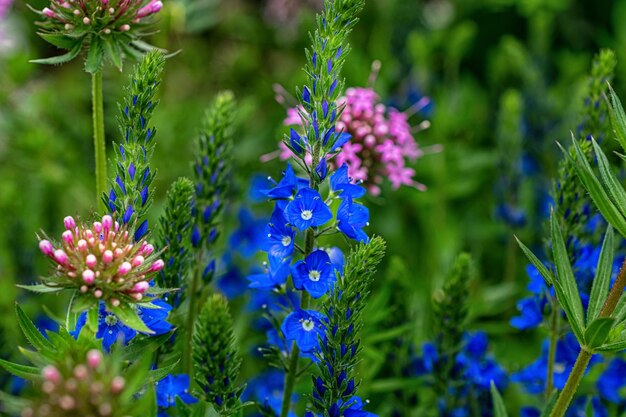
[
  {"x1": 156, "y1": 374, "x2": 198, "y2": 415},
  {"x1": 291, "y1": 250, "x2": 336, "y2": 298},
  {"x1": 325, "y1": 246, "x2": 345, "y2": 274},
  {"x1": 337, "y1": 197, "x2": 369, "y2": 242},
  {"x1": 262, "y1": 208, "x2": 296, "y2": 259},
  {"x1": 243, "y1": 370, "x2": 298, "y2": 417},
  {"x1": 217, "y1": 265, "x2": 249, "y2": 299},
  {"x1": 597, "y1": 358, "x2": 626, "y2": 403},
  {"x1": 566, "y1": 396, "x2": 607, "y2": 417},
  {"x1": 510, "y1": 297, "x2": 544, "y2": 330},
  {"x1": 138, "y1": 299, "x2": 174, "y2": 335},
  {"x1": 229, "y1": 208, "x2": 268, "y2": 258},
  {"x1": 264, "y1": 164, "x2": 305, "y2": 200},
  {"x1": 330, "y1": 164, "x2": 365, "y2": 199},
  {"x1": 281, "y1": 309, "x2": 327, "y2": 353},
  {"x1": 96, "y1": 307, "x2": 137, "y2": 352},
  {"x1": 248, "y1": 255, "x2": 292, "y2": 290},
  {"x1": 285, "y1": 188, "x2": 333, "y2": 231}
]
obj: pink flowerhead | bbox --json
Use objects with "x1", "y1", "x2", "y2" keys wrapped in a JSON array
[
  {"x1": 42, "y1": 365, "x2": 61, "y2": 383},
  {"x1": 39, "y1": 240, "x2": 54, "y2": 257},
  {"x1": 86, "y1": 349, "x2": 102, "y2": 369}
]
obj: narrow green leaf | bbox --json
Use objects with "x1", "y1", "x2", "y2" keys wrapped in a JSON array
[
  {"x1": 103, "y1": 36, "x2": 123, "y2": 71},
  {"x1": 607, "y1": 83, "x2": 626, "y2": 153},
  {"x1": 16, "y1": 284, "x2": 64, "y2": 293},
  {"x1": 146, "y1": 360, "x2": 179, "y2": 383},
  {"x1": 490, "y1": 381, "x2": 509, "y2": 417},
  {"x1": 515, "y1": 236, "x2": 554, "y2": 286},
  {"x1": 592, "y1": 139, "x2": 626, "y2": 209},
  {"x1": 38, "y1": 33, "x2": 78, "y2": 49},
  {"x1": 596, "y1": 339, "x2": 626, "y2": 352},
  {"x1": 540, "y1": 392, "x2": 559, "y2": 417},
  {"x1": 85, "y1": 35, "x2": 105, "y2": 74},
  {"x1": 587, "y1": 226, "x2": 615, "y2": 323},
  {"x1": 584, "y1": 317, "x2": 615, "y2": 349},
  {"x1": 30, "y1": 41, "x2": 82, "y2": 65},
  {"x1": 110, "y1": 304, "x2": 153, "y2": 334},
  {"x1": 16, "y1": 304, "x2": 54, "y2": 352},
  {"x1": 550, "y1": 211, "x2": 586, "y2": 339},
  {"x1": 613, "y1": 294, "x2": 626, "y2": 324},
  {"x1": 0, "y1": 359, "x2": 41, "y2": 380},
  {"x1": 0, "y1": 391, "x2": 30, "y2": 414},
  {"x1": 121, "y1": 332, "x2": 172, "y2": 362},
  {"x1": 564, "y1": 139, "x2": 626, "y2": 237}
]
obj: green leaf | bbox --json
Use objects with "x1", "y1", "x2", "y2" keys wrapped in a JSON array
[
  {"x1": 121, "y1": 332, "x2": 172, "y2": 362},
  {"x1": 595, "y1": 338, "x2": 626, "y2": 352},
  {"x1": 613, "y1": 294, "x2": 626, "y2": 324},
  {"x1": 85, "y1": 35, "x2": 105, "y2": 74},
  {"x1": 146, "y1": 360, "x2": 179, "y2": 383},
  {"x1": 30, "y1": 41, "x2": 83, "y2": 65},
  {"x1": 584, "y1": 317, "x2": 615, "y2": 349},
  {"x1": 16, "y1": 304, "x2": 55, "y2": 352},
  {"x1": 540, "y1": 392, "x2": 559, "y2": 417},
  {"x1": 0, "y1": 359, "x2": 41, "y2": 380},
  {"x1": 103, "y1": 35, "x2": 123, "y2": 71},
  {"x1": 607, "y1": 83, "x2": 626, "y2": 153},
  {"x1": 490, "y1": 381, "x2": 508, "y2": 417},
  {"x1": 550, "y1": 211, "x2": 586, "y2": 341},
  {"x1": 0, "y1": 391, "x2": 30, "y2": 414},
  {"x1": 565, "y1": 138, "x2": 626, "y2": 237},
  {"x1": 16, "y1": 284, "x2": 64, "y2": 293},
  {"x1": 592, "y1": 139, "x2": 626, "y2": 209},
  {"x1": 515, "y1": 236, "x2": 554, "y2": 286},
  {"x1": 110, "y1": 304, "x2": 153, "y2": 334},
  {"x1": 38, "y1": 33, "x2": 79, "y2": 49},
  {"x1": 587, "y1": 225, "x2": 615, "y2": 323}
]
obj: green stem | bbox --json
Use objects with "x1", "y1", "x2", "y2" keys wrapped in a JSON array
[
  {"x1": 184, "y1": 253, "x2": 202, "y2": 374},
  {"x1": 548, "y1": 349, "x2": 592, "y2": 417},
  {"x1": 92, "y1": 71, "x2": 107, "y2": 203},
  {"x1": 545, "y1": 298, "x2": 560, "y2": 398}
]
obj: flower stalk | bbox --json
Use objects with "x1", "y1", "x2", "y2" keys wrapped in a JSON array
[{"x1": 92, "y1": 71, "x2": 107, "y2": 203}]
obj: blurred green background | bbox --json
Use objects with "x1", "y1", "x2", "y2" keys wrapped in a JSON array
[{"x1": 1, "y1": 0, "x2": 625, "y2": 414}]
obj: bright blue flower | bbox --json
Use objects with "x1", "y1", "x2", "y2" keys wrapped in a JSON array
[
  {"x1": 597, "y1": 358, "x2": 626, "y2": 403},
  {"x1": 264, "y1": 164, "x2": 300, "y2": 200},
  {"x1": 229, "y1": 208, "x2": 267, "y2": 258},
  {"x1": 412, "y1": 342, "x2": 438, "y2": 375},
  {"x1": 248, "y1": 255, "x2": 292, "y2": 290},
  {"x1": 138, "y1": 299, "x2": 174, "y2": 335},
  {"x1": 290, "y1": 128, "x2": 307, "y2": 154},
  {"x1": 285, "y1": 188, "x2": 333, "y2": 231},
  {"x1": 526, "y1": 264, "x2": 549, "y2": 295},
  {"x1": 330, "y1": 164, "x2": 366, "y2": 198},
  {"x1": 342, "y1": 397, "x2": 377, "y2": 417},
  {"x1": 291, "y1": 250, "x2": 336, "y2": 298},
  {"x1": 566, "y1": 396, "x2": 607, "y2": 417},
  {"x1": 330, "y1": 132, "x2": 352, "y2": 152},
  {"x1": 249, "y1": 174, "x2": 275, "y2": 202},
  {"x1": 281, "y1": 309, "x2": 327, "y2": 353},
  {"x1": 156, "y1": 374, "x2": 198, "y2": 415},
  {"x1": 325, "y1": 246, "x2": 345, "y2": 274},
  {"x1": 243, "y1": 370, "x2": 297, "y2": 417},
  {"x1": 96, "y1": 307, "x2": 137, "y2": 351},
  {"x1": 316, "y1": 158, "x2": 328, "y2": 181},
  {"x1": 337, "y1": 197, "x2": 369, "y2": 242},
  {"x1": 217, "y1": 265, "x2": 249, "y2": 299},
  {"x1": 262, "y1": 208, "x2": 295, "y2": 259},
  {"x1": 510, "y1": 297, "x2": 544, "y2": 330}
]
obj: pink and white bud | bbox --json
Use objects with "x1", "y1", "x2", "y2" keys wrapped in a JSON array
[
  {"x1": 117, "y1": 262, "x2": 132, "y2": 276},
  {"x1": 87, "y1": 349, "x2": 102, "y2": 369},
  {"x1": 94, "y1": 289, "x2": 103, "y2": 298},
  {"x1": 93, "y1": 222, "x2": 102, "y2": 234},
  {"x1": 110, "y1": 298, "x2": 120, "y2": 307},
  {"x1": 64, "y1": 216, "x2": 76, "y2": 230},
  {"x1": 77, "y1": 239, "x2": 88, "y2": 251},
  {"x1": 62, "y1": 230, "x2": 74, "y2": 244},
  {"x1": 80, "y1": 285, "x2": 88, "y2": 293},
  {"x1": 130, "y1": 292, "x2": 143, "y2": 301},
  {"x1": 103, "y1": 250, "x2": 113, "y2": 264},
  {"x1": 137, "y1": 0, "x2": 162, "y2": 18},
  {"x1": 42, "y1": 365, "x2": 61, "y2": 383},
  {"x1": 54, "y1": 249, "x2": 68, "y2": 264},
  {"x1": 142, "y1": 244, "x2": 154, "y2": 256},
  {"x1": 86, "y1": 254, "x2": 97, "y2": 268},
  {"x1": 132, "y1": 281, "x2": 149, "y2": 293},
  {"x1": 120, "y1": 24, "x2": 130, "y2": 31},
  {"x1": 83, "y1": 17, "x2": 91, "y2": 24},
  {"x1": 102, "y1": 215, "x2": 113, "y2": 230},
  {"x1": 39, "y1": 240, "x2": 54, "y2": 256},
  {"x1": 42, "y1": 7, "x2": 56, "y2": 18},
  {"x1": 149, "y1": 259, "x2": 164, "y2": 272},
  {"x1": 82, "y1": 269, "x2": 95, "y2": 284},
  {"x1": 59, "y1": 395, "x2": 76, "y2": 410},
  {"x1": 132, "y1": 255, "x2": 144, "y2": 267},
  {"x1": 114, "y1": 248, "x2": 124, "y2": 258},
  {"x1": 72, "y1": 8, "x2": 80, "y2": 15},
  {"x1": 73, "y1": 364, "x2": 88, "y2": 380},
  {"x1": 110, "y1": 376, "x2": 125, "y2": 394}
]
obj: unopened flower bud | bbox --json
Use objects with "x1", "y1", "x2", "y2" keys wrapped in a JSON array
[
  {"x1": 82, "y1": 269, "x2": 95, "y2": 284},
  {"x1": 150, "y1": 259, "x2": 164, "y2": 272},
  {"x1": 143, "y1": 244, "x2": 154, "y2": 256},
  {"x1": 110, "y1": 376, "x2": 125, "y2": 394},
  {"x1": 87, "y1": 349, "x2": 102, "y2": 368},
  {"x1": 117, "y1": 262, "x2": 132, "y2": 276},
  {"x1": 77, "y1": 239, "x2": 88, "y2": 251},
  {"x1": 64, "y1": 216, "x2": 76, "y2": 230},
  {"x1": 43, "y1": 7, "x2": 56, "y2": 18},
  {"x1": 120, "y1": 24, "x2": 130, "y2": 31},
  {"x1": 62, "y1": 230, "x2": 74, "y2": 243},
  {"x1": 42, "y1": 365, "x2": 61, "y2": 383},
  {"x1": 103, "y1": 250, "x2": 113, "y2": 264},
  {"x1": 54, "y1": 249, "x2": 68, "y2": 264},
  {"x1": 39, "y1": 240, "x2": 54, "y2": 256},
  {"x1": 132, "y1": 281, "x2": 149, "y2": 293},
  {"x1": 131, "y1": 255, "x2": 144, "y2": 267},
  {"x1": 73, "y1": 364, "x2": 88, "y2": 380},
  {"x1": 102, "y1": 215, "x2": 113, "y2": 230}
]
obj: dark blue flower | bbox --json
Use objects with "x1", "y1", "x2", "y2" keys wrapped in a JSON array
[
  {"x1": 566, "y1": 396, "x2": 607, "y2": 417},
  {"x1": 156, "y1": 374, "x2": 198, "y2": 412},
  {"x1": 337, "y1": 197, "x2": 369, "y2": 242},
  {"x1": 510, "y1": 297, "x2": 544, "y2": 330},
  {"x1": 96, "y1": 307, "x2": 137, "y2": 351},
  {"x1": 262, "y1": 208, "x2": 295, "y2": 259},
  {"x1": 229, "y1": 208, "x2": 267, "y2": 258},
  {"x1": 243, "y1": 370, "x2": 298, "y2": 417},
  {"x1": 138, "y1": 299, "x2": 174, "y2": 335},
  {"x1": 330, "y1": 164, "x2": 366, "y2": 198},
  {"x1": 291, "y1": 250, "x2": 336, "y2": 298},
  {"x1": 264, "y1": 164, "x2": 300, "y2": 200},
  {"x1": 597, "y1": 358, "x2": 626, "y2": 403},
  {"x1": 285, "y1": 188, "x2": 333, "y2": 231},
  {"x1": 217, "y1": 265, "x2": 249, "y2": 299},
  {"x1": 248, "y1": 255, "x2": 292, "y2": 290},
  {"x1": 281, "y1": 309, "x2": 327, "y2": 353}
]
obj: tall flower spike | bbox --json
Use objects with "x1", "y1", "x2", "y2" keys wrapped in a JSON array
[
  {"x1": 155, "y1": 177, "x2": 195, "y2": 308},
  {"x1": 107, "y1": 51, "x2": 165, "y2": 241},
  {"x1": 192, "y1": 294, "x2": 244, "y2": 415},
  {"x1": 191, "y1": 90, "x2": 236, "y2": 283},
  {"x1": 31, "y1": 0, "x2": 164, "y2": 72},
  {"x1": 311, "y1": 236, "x2": 385, "y2": 417}
]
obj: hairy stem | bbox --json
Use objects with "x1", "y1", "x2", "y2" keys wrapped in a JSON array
[{"x1": 92, "y1": 71, "x2": 107, "y2": 203}]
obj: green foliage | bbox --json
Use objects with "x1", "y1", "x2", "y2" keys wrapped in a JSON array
[
  {"x1": 313, "y1": 236, "x2": 386, "y2": 416},
  {"x1": 490, "y1": 382, "x2": 509, "y2": 417},
  {"x1": 156, "y1": 177, "x2": 195, "y2": 304},
  {"x1": 192, "y1": 294, "x2": 244, "y2": 415},
  {"x1": 107, "y1": 51, "x2": 165, "y2": 229}
]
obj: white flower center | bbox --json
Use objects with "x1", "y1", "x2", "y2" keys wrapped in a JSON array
[
  {"x1": 281, "y1": 236, "x2": 292, "y2": 247},
  {"x1": 308, "y1": 270, "x2": 321, "y2": 282},
  {"x1": 104, "y1": 314, "x2": 118, "y2": 327},
  {"x1": 302, "y1": 319, "x2": 315, "y2": 331},
  {"x1": 301, "y1": 210, "x2": 313, "y2": 220}
]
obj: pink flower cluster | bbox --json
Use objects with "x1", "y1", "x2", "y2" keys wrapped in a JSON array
[
  {"x1": 282, "y1": 87, "x2": 435, "y2": 196},
  {"x1": 22, "y1": 350, "x2": 126, "y2": 417},
  {"x1": 38, "y1": 215, "x2": 163, "y2": 306},
  {"x1": 40, "y1": 0, "x2": 162, "y2": 34},
  {"x1": 0, "y1": 0, "x2": 12, "y2": 19}
]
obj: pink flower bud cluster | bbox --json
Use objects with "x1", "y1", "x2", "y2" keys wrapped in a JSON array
[
  {"x1": 281, "y1": 87, "x2": 437, "y2": 195},
  {"x1": 38, "y1": 215, "x2": 164, "y2": 306},
  {"x1": 21, "y1": 350, "x2": 127, "y2": 417},
  {"x1": 39, "y1": 0, "x2": 162, "y2": 34}
]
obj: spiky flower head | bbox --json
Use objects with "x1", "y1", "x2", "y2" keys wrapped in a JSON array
[
  {"x1": 32, "y1": 0, "x2": 163, "y2": 72},
  {"x1": 37, "y1": 214, "x2": 164, "y2": 308},
  {"x1": 280, "y1": 86, "x2": 434, "y2": 195}
]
